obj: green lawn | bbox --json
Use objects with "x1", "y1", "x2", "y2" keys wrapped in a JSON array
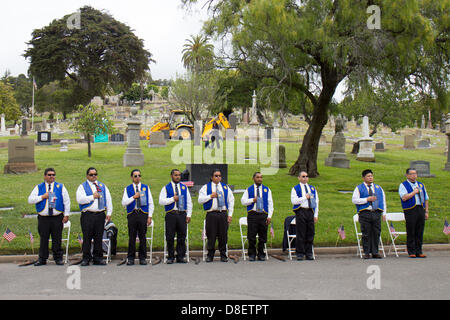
[{"x1": 0, "y1": 136, "x2": 449, "y2": 255}]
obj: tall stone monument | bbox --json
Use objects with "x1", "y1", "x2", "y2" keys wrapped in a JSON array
[
  {"x1": 325, "y1": 116, "x2": 350, "y2": 168},
  {"x1": 123, "y1": 105, "x2": 144, "y2": 167},
  {"x1": 356, "y1": 116, "x2": 375, "y2": 162}
]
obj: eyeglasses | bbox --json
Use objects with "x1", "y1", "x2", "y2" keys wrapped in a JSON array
[
  {"x1": 301, "y1": 175, "x2": 308, "y2": 178},
  {"x1": 214, "y1": 175, "x2": 221, "y2": 177},
  {"x1": 133, "y1": 175, "x2": 141, "y2": 178},
  {"x1": 47, "y1": 174, "x2": 55, "y2": 176},
  {"x1": 88, "y1": 173, "x2": 98, "y2": 176}
]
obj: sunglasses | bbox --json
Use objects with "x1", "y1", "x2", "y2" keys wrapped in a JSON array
[
  {"x1": 301, "y1": 175, "x2": 308, "y2": 178},
  {"x1": 47, "y1": 174, "x2": 56, "y2": 176},
  {"x1": 88, "y1": 173, "x2": 98, "y2": 176},
  {"x1": 214, "y1": 175, "x2": 221, "y2": 177},
  {"x1": 133, "y1": 175, "x2": 141, "y2": 178}
]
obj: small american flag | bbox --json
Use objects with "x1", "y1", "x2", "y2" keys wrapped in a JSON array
[
  {"x1": 29, "y1": 230, "x2": 34, "y2": 244},
  {"x1": 202, "y1": 228, "x2": 206, "y2": 241},
  {"x1": 338, "y1": 225, "x2": 346, "y2": 240},
  {"x1": 444, "y1": 219, "x2": 450, "y2": 236},
  {"x1": 270, "y1": 221, "x2": 275, "y2": 239},
  {"x1": 136, "y1": 236, "x2": 140, "y2": 243},
  {"x1": 77, "y1": 234, "x2": 83, "y2": 245},
  {"x1": 3, "y1": 228, "x2": 16, "y2": 242}
]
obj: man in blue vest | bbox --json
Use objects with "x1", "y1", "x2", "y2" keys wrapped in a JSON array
[
  {"x1": 198, "y1": 169, "x2": 235, "y2": 262},
  {"x1": 76, "y1": 167, "x2": 113, "y2": 266},
  {"x1": 352, "y1": 169, "x2": 386, "y2": 259},
  {"x1": 240, "y1": 172, "x2": 274, "y2": 261},
  {"x1": 159, "y1": 169, "x2": 193, "y2": 264},
  {"x1": 290, "y1": 171, "x2": 319, "y2": 261},
  {"x1": 398, "y1": 168, "x2": 429, "y2": 258},
  {"x1": 28, "y1": 168, "x2": 71, "y2": 266},
  {"x1": 122, "y1": 169, "x2": 154, "y2": 265}
]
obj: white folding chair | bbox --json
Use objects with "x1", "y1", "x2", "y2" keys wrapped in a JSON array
[
  {"x1": 353, "y1": 213, "x2": 386, "y2": 258},
  {"x1": 163, "y1": 221, "x2": 189, "y2": 263},
  {"x1": 202, "y1": 219, "x2": 228, "y2": 261},
  {"x1": 90, "y1": 234, "x2": 111, "y2": 263},
  {"x1": 385, "y1": 212, "x2": 407, "y2": 257},
  {"x1": 286, "y1": 217, "x2": 316, "y2": 260},
  {"x1": 49, "y1": 220, "x2": 71, "y2": 264},
  {"x1": 146, "y1": 220, "x2": 154, "y2": 263},
  {"x1": 239, "y1": 217, "x2": 268, "y2": 261}
]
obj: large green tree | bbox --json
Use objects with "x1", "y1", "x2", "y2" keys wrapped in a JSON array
[
  {"x1": 0, "y1": 82, "x2": 22, "y2": 122},
  {"x1": 183, "y1": 0, "x2": 448, "y2": 177},
  {"x1": 24, "y1": 6, "x2": 153, "y2": 104},
  {"x1": 182, "y1": 34, "x2": 215, "y2": 72}
]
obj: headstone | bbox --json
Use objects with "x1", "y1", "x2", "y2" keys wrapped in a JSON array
[
  {"x1": 21, "y1": 118, "x2": 28, "y2": 136},
  {"x1": 60, "y1": 140, "x2": 69, "y2": 152},
  {"x1": 325, "y1": 116, "x2": 350, "y2": 168},
  {"x1": 374, "y1": 142, "x2": 386, "y2": 152},
  {"x1": 403, "y1": 135, "x2": 416, "y2": 149},
  {"x1": 42, "y1": 119, "x2": 48, "y2": 131},
  {"x1": 4, "y1": 139, "x2": 37, "y2": 173},
  {"x1": 410, "y1": 160, "x2": 435, "y2": 178},
  {"x1": 37, "y1": 131, "x2": 51, "y2": 145},
  {"x1": 123, "y1": 105, "x2": 145, "y2": 166},
  {"x1": 148, "y1": 131, "x2": 166, "y2": 148},
  {"x1": 0, "y1": 114, "x2": 6, "y2": 133},
  {"x1": 417, "y1": 139, "x2": 431, "y2": 149},
  {"x1": 110, "y1": 133, "x2": 125, "y2": 145},
  {"x1": 272, "y1": 145, "x2": 287, "y2": 168},
  {"x1": 14, "y1": 124, "x2": 19, "y2": 134},
  {"x1": 186, "y1": 163, "x2": 228, "y2": 192},
  {"x1": 319, "y1": 135, "x2": 327, "y2": 145},
  {"x1": 91, "y1": 96, "x2": 104, "y2": 106},
  {"x1": 356, "y1": 116, "x2": 375, "y2": 162},
  {"x1": 249, "y1": 91, "x2": 259, "y2": 125},
  {"x1": 265, "y1": 126, "x2": 273, "y2": 140},
  {"x1": 228, "y1": 114, "x2": 237, "y2": 130},
  {"x1": 415, "y1": 130, "x2": 422, "y2": 139},
  {"x1": 421, "y1": 115, "x2": 425, "y2": 129}
]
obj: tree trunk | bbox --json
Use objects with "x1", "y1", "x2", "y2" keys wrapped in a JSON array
[{"x1": 87, "y1": 133, "x2": 92, "y2": 157}]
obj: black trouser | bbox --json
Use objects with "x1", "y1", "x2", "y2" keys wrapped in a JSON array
[
  {"x1": 358, "y1": 210, "x2": 382, "y2": 255},
  {"x1": 81, "y1": 211, "x2": 105, "y2": 262},
  {"x1": 127, "y1": 210, "x2": 148, "y2": 260},
  {"x1": 404, "y1": 206, "x2": 426, "y2": 255},
  {"x1": 37, "y1": 214, "x2": 64, "y2": 262},
  {"x1": 295, "y1": 208, "x2": 315, "y2": 257},
  {"x1": 205, "y1": 210, "x2": 228, "y2": 258},
  {"x1": 165, "y1": 211, "x2": 187, "y2": 260},
  {"x1": 247, "y1": 211, "x2": 268, "y2": 258}
]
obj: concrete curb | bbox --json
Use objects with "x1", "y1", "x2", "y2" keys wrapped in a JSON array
[{"x1": 1, "y1": 243, "x2": 449, "y2": 264}]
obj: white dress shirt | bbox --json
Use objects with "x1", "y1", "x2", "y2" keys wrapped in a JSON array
[
  {"x1": 158, "y1": 182, "x2": 193, "y2": 217},
  {"x1": 198, "y1": 182, "x2": 235, "y2": 217},
  {"x1": 76, "y1": 180, "x2": 113, "y2": 216},
  {"x1": 398, "y1": 180, "x2": 429, "y2": 205},
  {"x1": 240, "y1": 184, "x2": 274, "y2": 218},
  {"x1": 290, "y1": 183, "x2": 319, "y2": 218},
  {"x1": 352, "y1": 182, "x2": 387, "y2": 215},
  {"x1": 28, "y1": 182, "x2": 71, "y2": 216},
  {"x1": 122, "y1": 182, "x2": 155, "y2": 217}
]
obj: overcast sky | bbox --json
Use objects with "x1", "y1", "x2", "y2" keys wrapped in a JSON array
[{"x1": 0, "y1": 0, "x2": 208, "y2": 80}]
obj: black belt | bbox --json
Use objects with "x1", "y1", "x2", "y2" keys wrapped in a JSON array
[
  {"x1": 208, "y1": 210, "x2": 227, "y2": 214},
  {"x1": 130, "y1": 209, "x2": 147, "y2": 214},
  {"x1": 168, "y1": 210, "x2": 186, "y2": 214},
  {"x1": 248, "y1": 210, "x2": 267, "y2": 214},
  {"x1": 85, "y1": 210, "x2": 106, "y2": 214}
]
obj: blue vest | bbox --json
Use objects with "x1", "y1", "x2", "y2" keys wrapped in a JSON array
[
  {"x1": 355, "y1": 183, "x2": 384, "y2": 213},
  {"x1": 292, "y1": 184, "x2": 317, "y2": 211},
  {"x1": 246, "y1": 184, "x2": 269, "y2": 214},
  {"x1": 79, "y1": 181, "x2": 107, "y2": 211},
  {"x1": 126, "y1": 183, "x2": 150, "y2": 214},
  {"x1": 35, "y1": 182, "x2": 65, "y2": 214},
  {"x1": 400, "y1": 180, "x2": 427, "y2": 210},
  {"x1": 203, "y1": 182, "x2": 229, "y2": 211},
  {"x1": 164, "y1": 182, "x2": 188, "y2": 212}
]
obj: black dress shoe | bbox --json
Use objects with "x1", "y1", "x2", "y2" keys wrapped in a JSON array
[
  {"x1": 93, "y1": 260, "x2": 106, "y2": 265},
  {"x1": 305, "y1": 255, "x2": 314, "y2": 261},
  {"x1": 34, "y1": 260, "x2": 46, "y2": 266},
  {"x1": 257, "y1": 256, "x2": 266, "y2": 261},
  {"x1": 220, "y1": 256, "x2": 228, "y2": 262},
  {"x1": 372, "y1": 253, "x2": 382, "y2": 259},
  {"x1": 127, "y1": 260, "x2": 135, "y2": 265},
  {"x1": 167, "y1": 258, "x2": 174, "y2": 264},
  {"x1": 363, "y1": 254, "x2": 371, "y2": 259},
  {"x1": 176, "y1": 258, "x2": 187, "y2": 264},
  {"x1": 139, "y1": 259, "x2": 147, "y2": 265},
  {"x1": 205, "y1": 256, "x2": 213, "y2": 263},
  {"x1": 248, "y1": 256, "x2": 256, "y2": 261},
  {"x1": 55, "y1": 260, "x2": 64, "y2": 265},
  {"x1": 80, "y1": 260, "x2": 90, "y2": 266},
  {"x1": 296, "y1": 255, "x2": 304, "y2": 261}
]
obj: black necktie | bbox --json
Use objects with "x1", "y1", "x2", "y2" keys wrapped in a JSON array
[
  {"x1": 368, "y1": 184, "x2": 373, "y2": 207},
  {"x1": 174, "y1": 183, "x2": 179, "y2": 209},
  {"x1": 304, "y1": 184, "x2": 311, "y2": 208},
  {"x1": 48, "y1": 184, "x2": 53, "y2": 216},
  {"x1": 256, "y1": 185, "x2": 261, "y2": 198},
  {"x1": 136, "y1": 185, "x2": 141, "y2": 208}
]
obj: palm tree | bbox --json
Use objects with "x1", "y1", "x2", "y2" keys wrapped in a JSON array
[{"x1": 181, "y1": 34, "x2": 215, "y2": 72}]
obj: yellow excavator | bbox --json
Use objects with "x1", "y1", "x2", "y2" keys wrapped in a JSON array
[{"x1": 141, "y1": 110, "x2": 231, "y2": 140}]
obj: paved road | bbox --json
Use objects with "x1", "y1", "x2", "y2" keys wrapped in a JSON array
[{"x1": 1, "y1": 252, "x2": 449, "y2": 300}]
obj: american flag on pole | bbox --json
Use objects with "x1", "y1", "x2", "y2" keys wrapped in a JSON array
[
  {"x1": 270, "y1": 221, "x2": 275, "y2": 239},
  {"x1": 202, "y1": 228, "x2": 206, "y2": 241},
  {"x1": 33, "y1": 77, "x2": 37, "y2": 90},
  {"x1": 338, "y1": 225, "x2": 346, "y2": 240},
  {"x1": 3, "y1": 228, "x2": 16, "y2": 242},
  {"x1": 389, "y1": 222, "x2": 399, "y2": 239},
  {"x1": 443, "y1": 219, "x2": 450, "y2": 236},
  {"x1": 77, "y1": 234, "x2": 83, "y2": 245},
  {"x1": 29, "y1": 230, "x2": 34, "y2": 244}
]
